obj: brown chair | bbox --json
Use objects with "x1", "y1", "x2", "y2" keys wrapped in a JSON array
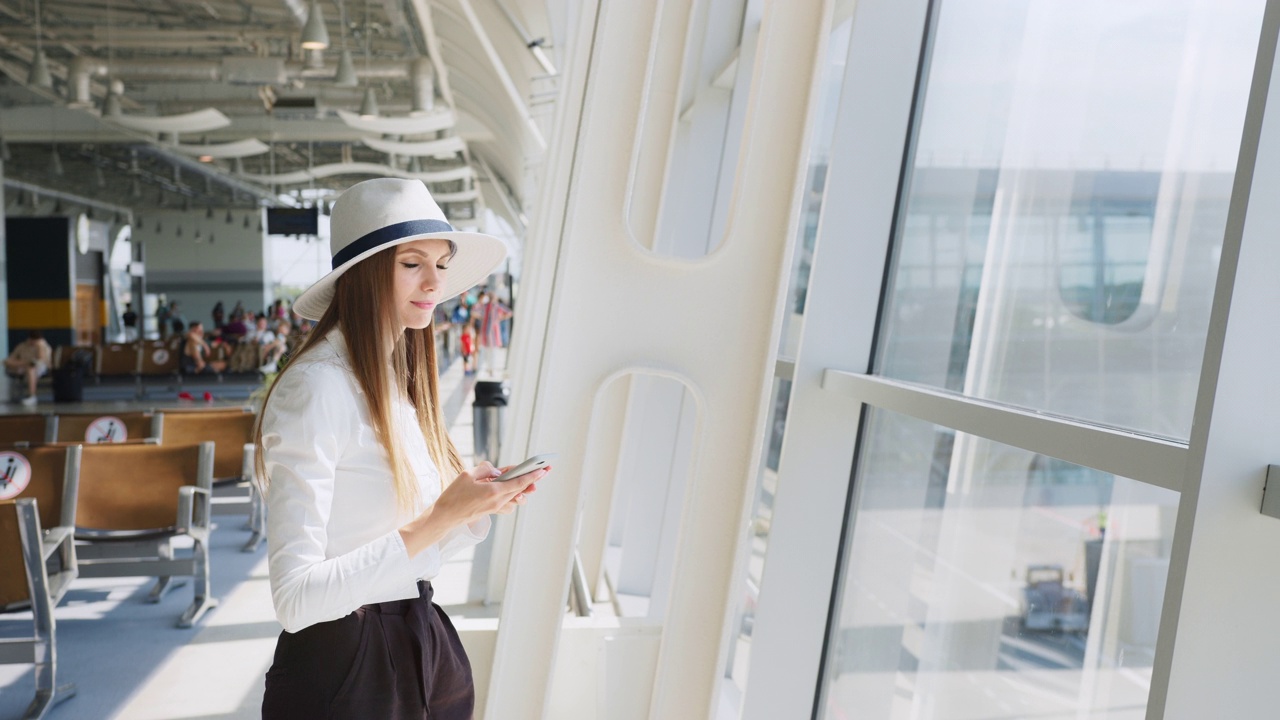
[
  {"x1": 75, "y1": 442, "x2": 218, "y2": 628},
  {"x1": 54, "y1": 412, "x2": 160, "y2": 444},
  {"x1": 97, "y1": 343, "x2": 140, "y2": 377},
  {"x1": 53, "y1": 345, "x2": 99, "y2": 375},
  {"x1": 0, "y1": 444, "x2": 83, "y2": 582},
  {"x1": 149, "y1": 405, "x2": 253, "y2": 414},
  {"x1": 0, "y1": 499, "x2": 78, "y2": 719},
  {"x1": 139, "y1": 339, "x2": 181, "y2": 377},
  {"x1": 0, "y1": 415, "x2": 55, "y2": 445},
  {"x1": 156, "y1": 410, "x2": 263, "y2": 552}
]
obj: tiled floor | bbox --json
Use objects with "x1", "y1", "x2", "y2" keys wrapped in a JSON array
[{"x1": 0, "y1": 350, "x2": 506, "y2": 720}]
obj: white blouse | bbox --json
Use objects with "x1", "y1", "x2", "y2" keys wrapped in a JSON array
[{"x1": 261, "y1": 330, "x2": 489, "y2": 633}]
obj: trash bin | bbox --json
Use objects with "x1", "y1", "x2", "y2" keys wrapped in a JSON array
[{"x1": 472, "y1": 380, "x2": 509, "y2": 465}]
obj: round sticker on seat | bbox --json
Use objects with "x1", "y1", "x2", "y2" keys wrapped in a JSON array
[
  {"x1": 0, "y1": 452, "x2": 32, "y2": 500},
  {"x1": 152, "y1": 349, "x2": 169, "y2": 365},
  {"x1": 86, "y1": 416, "x2": 128, "y2": 443}
]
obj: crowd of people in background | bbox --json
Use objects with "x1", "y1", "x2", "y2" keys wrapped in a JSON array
[
  {"x1": 7, "y1": 286, "x2": 515, "y2": 403},
  {"x1": 169, "y1": 300, "x2": 304, "y2": 377},
  {"x1": 152, "y1": 287, "x2": 512, "y2": 379}
]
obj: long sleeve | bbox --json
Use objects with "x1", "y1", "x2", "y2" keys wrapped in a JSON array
[
  {"x1": 262, "y1": 362, "x2": 431, "y2": 633},
  {"x1": 439, "y1": 516, "x2": 491, "y2": 563}
]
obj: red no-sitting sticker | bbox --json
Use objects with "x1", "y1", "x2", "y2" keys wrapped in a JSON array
[
  {"x1": 0, "y1": 452, "x2": 32, "y2": 500},
  {"x1": 86, "y1": 416, "x2": 128, "y2": 443}
]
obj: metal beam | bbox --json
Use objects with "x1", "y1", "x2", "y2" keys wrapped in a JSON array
[
  {"x1": 454, "y1": 0, "x2": 546, "y2": 150},
  {"x1": 4, "y1": 177, "x2": 136, "y2": 220}
]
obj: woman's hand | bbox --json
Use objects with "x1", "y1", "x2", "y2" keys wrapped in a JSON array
[
  {"x1": 399, "y1": 461, "x2": 548, "y2": 557},
  {"x1": 434, "y1": 461, "x2": 547, "y2": 525}
]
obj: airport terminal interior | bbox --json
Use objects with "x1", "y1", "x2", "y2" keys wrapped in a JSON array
[{"x1": 1, "y1": 0, "x2": 1280, "y2": 718}]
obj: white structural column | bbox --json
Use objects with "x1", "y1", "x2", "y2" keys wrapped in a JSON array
[
  {"x1": 485, "y1": 0, "x2": 831, "y2": 717},
  {"x1": 1151, "y1": 2, "x2": 1280, "y2": 717},
  {"x1": 741, "y1": 0, "x2": 931, "y2": 716}
]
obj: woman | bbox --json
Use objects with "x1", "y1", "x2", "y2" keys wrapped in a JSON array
[{"x1": 255, "y1": 179, "x2": 546, "y2": 719}]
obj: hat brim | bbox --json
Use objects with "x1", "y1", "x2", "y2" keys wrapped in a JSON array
[{"x1": 291, "y1": 229, "x2": 507, "y2": 321}]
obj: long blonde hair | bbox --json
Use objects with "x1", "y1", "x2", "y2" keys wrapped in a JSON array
[{"x1": 253, "y1": 247, "x2": 464, "y2": 513}]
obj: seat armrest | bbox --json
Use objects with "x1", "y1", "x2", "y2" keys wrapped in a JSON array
[
  {"x1": 41, "y1": 526, "x2": 74, "y2": 561},
  {"x1": 241, "y1": 443, "x2": 255, "y2": 482},
  {"x1": 177, "y1": 485, "x2": 212, "y2": 539}
]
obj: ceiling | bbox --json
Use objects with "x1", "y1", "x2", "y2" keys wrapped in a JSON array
[{"x1": 0, "y1": 0, "x2": 564, "y2": 228}]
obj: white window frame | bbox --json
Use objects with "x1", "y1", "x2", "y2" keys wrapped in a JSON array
[{"x1": 744, "y1": 0, "x2": 1280, "y2": 718}]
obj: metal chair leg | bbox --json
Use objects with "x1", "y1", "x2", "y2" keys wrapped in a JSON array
[
  {"x1": 242, "y1": 486, "x2": 266, "y2": 553},
  {"x1": 241, "y1": 531, "x2": 264, "y2": 553},
  {"x1": 22, "y1": 683, "x2": 76, "y2": 720},
  {"x1": 147, "y1": 575, "x2": 187, "y2": 602},
  {"x1": 178, "y1": 539, "x2": 219, "y2": 628}
]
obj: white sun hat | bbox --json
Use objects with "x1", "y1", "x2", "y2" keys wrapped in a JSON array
[{"x1": 292, "y1": 178, "x2": 507, "y2": 321}]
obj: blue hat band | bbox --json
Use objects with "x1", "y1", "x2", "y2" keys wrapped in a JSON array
[{"x1": 331, "y1": 218, "x2": 455, "y2": 270}]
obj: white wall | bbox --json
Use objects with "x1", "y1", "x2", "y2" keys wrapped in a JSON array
[{"x1": 138, "y1": 208, "x2": 271, "y2": 328}]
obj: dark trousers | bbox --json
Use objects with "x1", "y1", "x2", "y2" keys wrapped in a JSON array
[{"x1": 262, "y1": 581, "x2": 474, "y2": 719}]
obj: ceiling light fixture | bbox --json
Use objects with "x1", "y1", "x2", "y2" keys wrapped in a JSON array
[
  {"x1": 103, "y1": 84, "x2": 123, "y2": 117},
  {"x1": 335, "y1": 50, "x2": 358, "y2": 87},
  {"x1": 28, "y1": 0, "x2": 52, "y2": 88},
  {"x1": 300, "y1": 0, "x2": 330, "y2": 50},
  {"x1": 356, "y1": 0, "x2": 377, "y2": 118},
  {"x1": 334, "y1": 0, "x2": 357, "y2": 87},
  {"x1": 358, "y1": 86, "x2": 379, "y2": 119}
]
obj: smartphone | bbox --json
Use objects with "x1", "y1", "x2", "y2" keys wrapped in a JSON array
[{"x1": 492, "y1": 453, "x2": 557, "y2": 482}]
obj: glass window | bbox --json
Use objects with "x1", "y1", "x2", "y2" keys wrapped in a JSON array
[
  {"x1": 818, "y1": 409, "x2": 1179, "y2": 718},
  {"x1": 875, "y1": 0, "x2": 1264, "y2": 439},
  {"x1": 777, "y1": 13, "x2": 853, "y2": 359}
]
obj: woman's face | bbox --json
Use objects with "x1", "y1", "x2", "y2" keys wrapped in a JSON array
[{"x1": 393, "y1": 238, "x2": 453, "y2": 331}]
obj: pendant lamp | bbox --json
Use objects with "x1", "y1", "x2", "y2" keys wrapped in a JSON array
[{"x1": 301, "y1": 1, "x2": 330, "y2": 50}]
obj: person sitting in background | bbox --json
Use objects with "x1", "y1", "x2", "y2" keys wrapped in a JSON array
[
  {"x1": 228, "y1": 316, "x2": 268, "y2": 373},
  {"x1": 259, "y1": 320, "x2": 290, "y2": 372},
  {"x1": 221, "y1": 310, "x2": 251, "y2": 345},
  {"x1": 251, "y1": 315, "x2": 275, "y2": 346},
  {"x1": 181, "y1": 321, "x2": 226, "y2": 375},
  {"x1": 5, "y1": 330, "x2": 52, "y2": 406}
]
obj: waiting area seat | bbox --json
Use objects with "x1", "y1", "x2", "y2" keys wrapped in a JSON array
[
  {"x1": 74, "y1": 442, "x2": 218, "y2": 628},
  {"x1": 0, "y1": 415, "x2": 55, "y2": 445},
  {"x1": 0, "y1": 444, "x2": 83, "y2": 578},
  {"x1": 54, "y1": 412, "x2": 160, "y2": 445},
  {"x1": 156, "y1": 409, "x2": 263, "y2": 551},
  {"x1": 0, "y1": 444, "x2": 83, "y2": 720}
]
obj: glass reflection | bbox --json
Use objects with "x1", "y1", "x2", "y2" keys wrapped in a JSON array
[
  {"x1": 876, "y1": 0, "x2": 1264, "y2": 439},
  {"x1": 820, "y1": 409, "x2": 1178, "y2": 719}
]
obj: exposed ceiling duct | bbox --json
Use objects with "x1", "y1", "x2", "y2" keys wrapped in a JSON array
[{"x1": 0, "y1": 0, "x2": 557, "y2": 213}]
